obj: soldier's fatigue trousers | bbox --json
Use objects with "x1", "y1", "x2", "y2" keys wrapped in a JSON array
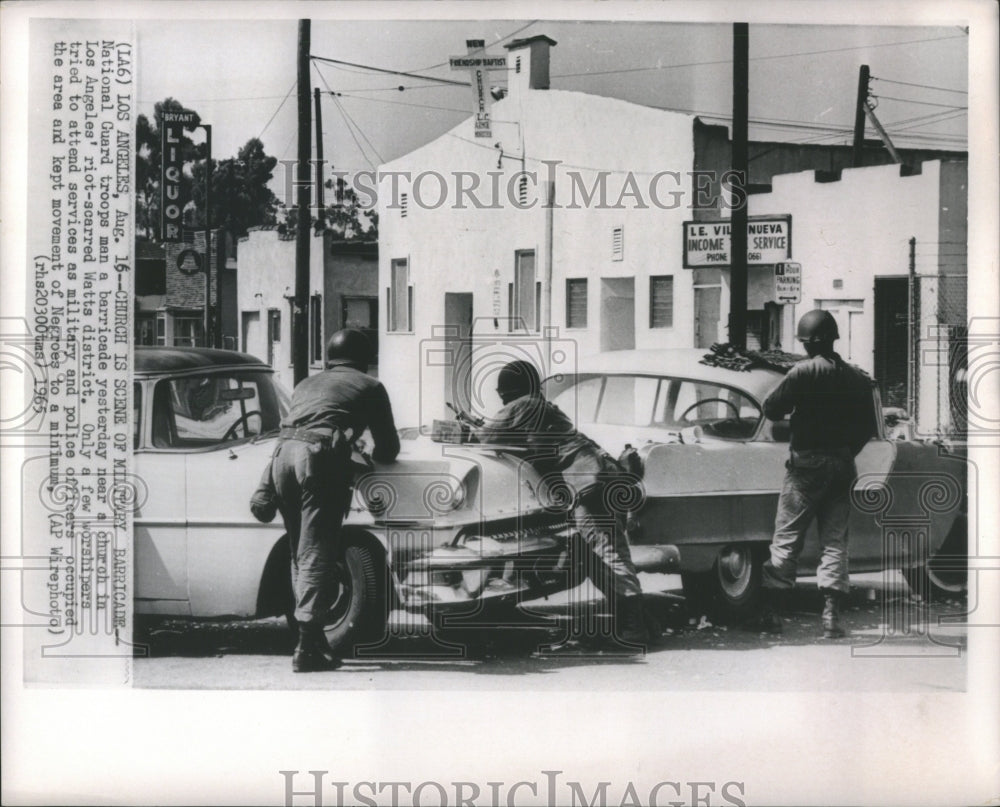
[
  {"x1": 762, "y1": 449, "x2": 855, "y2": 594},
  {"x1": 272, "y1": 435, "x2": 352, "y2": 624},
  {"x1": 574, "y1": 482, "x2": 643, "y2": 600}
]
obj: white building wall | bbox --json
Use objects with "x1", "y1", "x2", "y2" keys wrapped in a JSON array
[
  {"x1": 749, "y1": 161, "x2": 945, "y2": 432},
  {"x1": 236, "y1": 229, "x2": 325, "y2": 392},
  {"x1": 379, "y1": 89, "x2": 697, "y2": 427}
]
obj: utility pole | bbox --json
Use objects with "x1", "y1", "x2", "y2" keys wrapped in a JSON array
[
  {"x1": 728, "y1": 22, "x2": 749, "y2": 350},
  {"x1": 314, "y1": 87, "x2": 325, "y2": 228},
  {"x1": 852, "y1": 64, "x2": 870, "y2": 167},
  {"x1": 293, "y1": 19, "x2": 312, "y2": 384}
]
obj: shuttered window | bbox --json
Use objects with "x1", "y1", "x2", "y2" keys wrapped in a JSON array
[
  {"x1": 612, "y1": 226, "x2": 624, "y2": 261},
  {"x1": 566, "y1": 278, "x2": 588, "y2": 328},
  {"x1": 649, "y1": 275, "x2": 673, "y2": 328}
]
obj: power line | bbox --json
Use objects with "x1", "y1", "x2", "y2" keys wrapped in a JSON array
[
  {"x1": 411, "y1": 20, "x2": 540, "y2": 72},
  {"x1": 258, "y1": 79, "x2": 297, "y2": 140},
  {"x1": 334, "y1": 91, "x2": 472, "y2": 116},
  {"x1": 310, "y1": 54, "x2": 469, "y2": 87},
  {"x1": 315, "y1": 65, "x2": 383, "y2": 167},
  {"x1": 551, "y1": 33, "x2": 967, "y2": 80},
  {"x1": 873, "y1": 94, "x2": 968, "y2": 110},
  {"x1": 872, "y1": 76, "x2": 967, "y2": 95}
]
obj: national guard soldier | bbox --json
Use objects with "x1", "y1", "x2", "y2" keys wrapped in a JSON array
[
  {"x1": 271, "y1": 329, "x2": 400, "y2": 672},
  {"x1": 758, "y1": 310, "x2": 876, "y2": 638},
  {"x1": 474, "y1": 360, "x2": 650, "y2": 652}
]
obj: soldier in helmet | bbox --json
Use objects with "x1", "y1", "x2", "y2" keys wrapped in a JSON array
[
  {"x1": 757, "y1": 310, "x2": 876, "y2": 638},
  {"x1": 474, "y1": 359, "x2": 650, "y2": 652},
  {"x1": 271, "y1": 328, "x2": 399, "y2": 671}
]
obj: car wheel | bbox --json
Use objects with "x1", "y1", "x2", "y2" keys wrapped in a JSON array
[
  {"x1": 285, "y1": 543, "x2": 389, "y2": 656},
  {"x1": 322, "y1": 543, "x2": 389, "y2": 656},
  {"x1": 902, "y1": 515, "x2": 968, "y2": 600},
  {"x1": 683, "y1": 544, "x2": 764, "y2": 623}
]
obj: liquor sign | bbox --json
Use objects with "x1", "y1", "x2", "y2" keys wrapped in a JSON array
[
  {"x1": 450, "y1": 40, "x2": 507, "y2": 138},
  {"x1": 160, "y1": 111, "x2": 197, "y2": 242},
  {"x1": 774, "y1": 261, "x2": 802, "y2": 304},
  {"x1": 683, "y1": 215, "x2": 792, "y2": 268}
]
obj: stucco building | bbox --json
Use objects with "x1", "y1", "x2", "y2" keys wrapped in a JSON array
[
  {"x1": 236, "y1": 228, "x2": 378, "y2": 391},
  {"x1": 376, "y1": 34, "x2": 965, "y2": 433}
]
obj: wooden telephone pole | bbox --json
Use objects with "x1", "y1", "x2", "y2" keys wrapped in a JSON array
[
  {"x1": 293, "y1": 19, "x2": 312, "y2": 384},
  {"x1": 728, "y1": 22, "x2": 749, "y2": 350}
]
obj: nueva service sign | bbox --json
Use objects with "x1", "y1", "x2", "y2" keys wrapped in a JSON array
[{"x1": 683, "y1": 215, "x2": 791, "y2": 268}]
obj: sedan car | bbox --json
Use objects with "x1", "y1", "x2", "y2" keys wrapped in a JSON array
[{"x1": 543, "y1": 348, "x2": 968, "y2": 618}]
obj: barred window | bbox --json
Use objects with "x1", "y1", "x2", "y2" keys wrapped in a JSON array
[
  {"x1": 650, "y1": 275, "x2": 674, "y2": 328},
  {"x1": 612, "y1": 226, "x2": 624, "y2": 261},
  {"x1": 566, "y1": 278, "x2": 588, "y2": 328}
]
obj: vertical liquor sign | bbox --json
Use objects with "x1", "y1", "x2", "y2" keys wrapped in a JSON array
[{"x1": 160, "y1": 111, "x2": 196, "y2": 242}]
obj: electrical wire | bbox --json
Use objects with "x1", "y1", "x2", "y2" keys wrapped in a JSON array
[
  {"x1": 258, "y1": 79, "x2": 297, "y2": 140},
  {"x1": 310, "y1": 54, "x2": 470, "y2": 87},
  {"x1": 315, "y1": 64, "x2": 384, "y2": 167},
  {"x1": 410, "y1": 20, "x2": 540, "y2": 72},
  {"x1": 872, "y1": 94, "x2": 968, "y2": 110},
  {"x1": 872, "y1": 76, "x2": 967, "y2": 95},
  {"x1": 551, "y1": 33, "x2": 967, "y2": 79}
]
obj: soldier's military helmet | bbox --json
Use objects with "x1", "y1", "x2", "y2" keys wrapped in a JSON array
[
  {"x1": 326, "y1": 328, "x2": 372, "y2": 367},
  {"x1": 496, "y1": 360, "x2": 541, "y2": 403},
  {"x1": 796, "y1": 309, "x2": 839, "y2": 343}
]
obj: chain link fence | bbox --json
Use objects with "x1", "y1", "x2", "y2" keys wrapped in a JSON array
[{"x1": 911, "y1": 256, "x2": 967, "y2": 438}]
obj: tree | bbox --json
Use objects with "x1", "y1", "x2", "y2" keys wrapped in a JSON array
[
  {"x1": 188, "y1": 137, "x2": 279, "y2": 240},
  {"x1": 319, "y1": 180, "x2": 378, "y2": 240},
  {"x1": 135, "y1": 98, "x2": 203, "y2": 240}
]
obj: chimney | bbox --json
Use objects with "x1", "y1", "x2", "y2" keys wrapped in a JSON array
[{"x1": 504, "y1": 35, "x2": 556, "y2": 104}]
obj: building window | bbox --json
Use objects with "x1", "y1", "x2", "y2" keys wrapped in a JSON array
[
  {"x1": 649, "y1": 275, "x2": 673, "y2": 328},
  {"x1": 310, "y1": 294, "x2": 323, "y2": 363},
  {"x1": 173, "y1": 316, "x2": 204, "y2": 347},
  {"x1": 612, "y1": 226, "x2": 624, "y2": 261},
  {"x1": 518, "y1": 176, "x2": 528, "y2": 206},
  {"x1": 389, "y1": 258, "x2": 411, "y2": 332},
  {"x1": 566, "y1": 279, "x2": 588, "y2": 328},
  {"x1": 515, "y1": 56, "x2": 521, "y2": 74},
  {"x1": 156, "y1": 313, "x2": 167, "y2": 346},
  {"x1": 343, "y1": 296, "x2": 379, "y2": 365},
  {"x1": 400, "y1": 193, "x2": 408, "y2": 218},
  {"x1": 513, "y1": 249, "x2": 537, "y2": 331}
]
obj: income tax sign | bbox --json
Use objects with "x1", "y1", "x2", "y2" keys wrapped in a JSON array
[{"x1": 683, "y1": 215, "x2": 792, "y2": 268}]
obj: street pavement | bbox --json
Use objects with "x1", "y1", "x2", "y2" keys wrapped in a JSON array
[{"x1": 132, "y1": 572, "x2": 968, "y2": 691}]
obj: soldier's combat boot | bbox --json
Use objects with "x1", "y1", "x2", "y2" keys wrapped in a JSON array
[
  {"x1": 292, "y1": 623, "x2": 342, "y2": 672},
  {"x1": 753, "y1": 588, "x2": 784, "y2": 634},
  {"x1": 821, "y1": 590, "x2": 845, "y2": 639},
  {"x1": 614, "y1": 595, "x2": 650, "y2": 654}
]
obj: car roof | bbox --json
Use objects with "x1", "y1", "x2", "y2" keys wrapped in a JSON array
[
  {"x1": 134, "y1": 346, "x2": 272, "y2": 375},
  {"x1": 568, "y1": 348, "x2": 788, "y2": 402}
]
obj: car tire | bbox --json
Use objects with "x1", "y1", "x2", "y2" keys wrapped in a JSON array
[
  {"x1": 682, "y1": 544, "x2": 764, "y2": 624},
  {"x1": 286, "y1": 542, "x2": 389, "y2": 656},
  {"x1": 901, "y1": 515, "x2": 968, "y2": 601}
]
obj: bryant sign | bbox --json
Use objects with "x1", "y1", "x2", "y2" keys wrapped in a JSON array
[{"x1": 160, "y1": 111, "x2": 197, "y2": 243}]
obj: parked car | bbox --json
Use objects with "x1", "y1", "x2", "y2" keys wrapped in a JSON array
[
  {"x1": 132, "y1": 346, "x2": 968, "y2": 655},
  {"x1": 541, "y1": 349, "x2": 968, "y2": 617}
]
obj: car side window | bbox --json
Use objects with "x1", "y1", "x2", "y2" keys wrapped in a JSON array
[
  {"x1": 670, "y1": 380, "x2": 761, "y2": 440},
  {"x1": 596, "y1": 376, "x2": 660, "y2": 426}
]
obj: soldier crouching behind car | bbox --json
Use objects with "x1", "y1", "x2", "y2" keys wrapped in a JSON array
[
  {"x1": 756, "y1": 310, "x2": 876, "y2": 639},
  {"x1": 265, "y1": 329, "x2": 399, "y2": 672},
  {"x1": 474, "y1": 360, "x2": 651, "y2": 653}
]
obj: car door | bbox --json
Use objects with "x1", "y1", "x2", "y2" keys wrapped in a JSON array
[{"x1": 134, "y1": 380, "x2": 191, "y2": 615}]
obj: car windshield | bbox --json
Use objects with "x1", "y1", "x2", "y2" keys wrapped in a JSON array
[
  {"x1": 151, "y1": 370, "x2": 285, "y2": 449},
  {"x1": 545, "y1": 372, "x2": 763, "y2": 441}
]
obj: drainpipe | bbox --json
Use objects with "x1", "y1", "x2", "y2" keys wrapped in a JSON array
[{"x1": 543, "y1": 179, "x2": 554, "y2": 370}]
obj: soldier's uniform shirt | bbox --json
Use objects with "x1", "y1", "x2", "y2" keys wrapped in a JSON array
[
  {"x1": 273, "y1": 360, "x2": 399, "y2": 623},
  {"x1": 761, "y1": 352, "x2": 876, "y2": 593}
]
